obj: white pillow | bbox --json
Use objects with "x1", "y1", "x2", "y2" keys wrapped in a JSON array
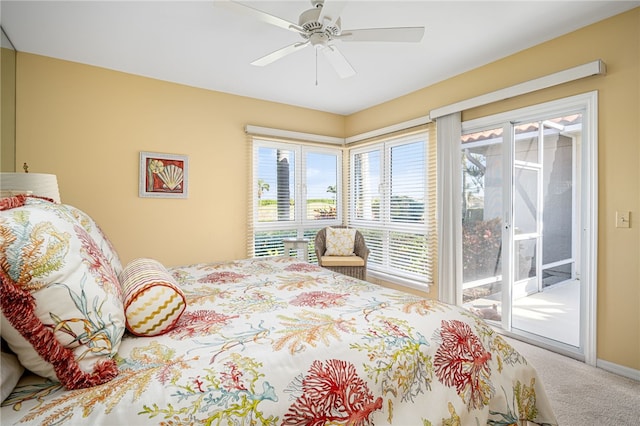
[
  {"x1": 325, "y1": 227, "x2": 356, "y2": 256},
  {"x1": 64, "y1": 203, "x2": 124, "y2": 277},
  {"x1": 1, "y1": 351, "x2": 24, "y2": 402},
  {"x1": 0, "y1": 197, "x2": 125, "y2": 389}
]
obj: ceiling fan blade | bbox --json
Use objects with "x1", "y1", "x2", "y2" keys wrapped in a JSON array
[
  {"x1": 217, "y1": 0, "x2": 306, "y2": 35},
  {"x1": 338, "y1": 26, "x2": 425, "y2": 42},
  {"x1": 251, "y1": 41, "x2": 310, "y2": 67},
  {"x1": 321, "y1": 44, "x2": 356, "y2": 79},
  {"x1": 318, "y1": 0, "x2": 347, "y2": 26}
]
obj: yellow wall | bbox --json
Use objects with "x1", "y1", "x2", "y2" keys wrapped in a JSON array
[
  {"x1": 15, "y1": 55, "x2": 344, "y2": 266},
  {"x1": 347, "y1": 8, "x2": 640, "y2": 372},
  {"x1": 1, "y1": 46, "x2": 16, "y2": 171},
  {"x1": 13, "y1": 8, "x2": 639, "y2": 371}
]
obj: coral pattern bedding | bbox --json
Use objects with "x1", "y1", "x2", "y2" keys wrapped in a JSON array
[{"x1": 1, "y1": 198, "x2": 558, "y2": 425}]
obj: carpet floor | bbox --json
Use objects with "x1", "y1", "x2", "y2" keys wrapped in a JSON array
[{"x1": 505, "y1": 337, "x2": 640, "y2": 425}]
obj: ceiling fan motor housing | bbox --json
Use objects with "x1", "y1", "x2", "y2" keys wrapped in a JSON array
[{"x1": 299, "y1": 6, "x2": 341, "y2": 45}]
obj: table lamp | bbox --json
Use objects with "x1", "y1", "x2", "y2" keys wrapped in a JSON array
[{"x1": 0, "y1": 172, "x2": 61, "y2": 203}]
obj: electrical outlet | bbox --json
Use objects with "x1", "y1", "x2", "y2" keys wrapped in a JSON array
[{"x1": 616, "y1": 211, "x2": 630, "y2": 228}]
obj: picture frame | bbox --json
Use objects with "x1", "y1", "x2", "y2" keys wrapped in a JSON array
[{"x1": 139, "y1": 151, "x2": 189, "y2": 198}]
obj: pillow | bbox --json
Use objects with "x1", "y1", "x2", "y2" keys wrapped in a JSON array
[
  {"x1": 1, "y1": 350, "x2": 24, "y2": 402},
  {"x1": 119, "y1": 258, "x2": 186, "y2": 336},
  {"x1": 63, "y1": 204, "x2": 124, "y2": 277},
  {"x1": 325, "y1": 227, "x2": 356, "y2": 256},
  {"x1": 0, "y1": 196, "x2": 125, "y2": 389}
]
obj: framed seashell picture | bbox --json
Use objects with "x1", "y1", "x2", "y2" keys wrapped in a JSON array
[{"x1": 139, "y1": 151, "x2": 189, "y2": 198}]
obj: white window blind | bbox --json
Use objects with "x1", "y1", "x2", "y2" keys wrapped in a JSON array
[{"x1": 349, "y1": 125, "x2": 436, "y2": 290}]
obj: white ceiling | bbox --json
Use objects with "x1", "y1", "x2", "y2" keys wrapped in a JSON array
[{"x1": 2, "y1": 1, "x2": 638, "y2": 115}]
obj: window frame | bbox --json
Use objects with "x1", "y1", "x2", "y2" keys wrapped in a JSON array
[
  {"x1": 349, "y1": 131, "x2": 433, "y2": 290},
  {"x1": 251, "y1": 137, "x2": 343, "y2": 257}
]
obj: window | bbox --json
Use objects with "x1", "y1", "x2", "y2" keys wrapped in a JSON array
[
  {"x1": 251, "y1": 138, "x2": 342, "y2": 259},
  {"x1": 349, "y1": 131, "x2": 435, "y2": 289}
]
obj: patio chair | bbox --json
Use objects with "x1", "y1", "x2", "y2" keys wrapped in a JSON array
[{"x1": 315, "y1": 226, "x2": 370, "y2": 280}]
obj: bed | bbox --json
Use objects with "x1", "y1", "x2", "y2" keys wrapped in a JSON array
[{"x1": 1, "y1": 197, "x2": 557, "y2": 425}]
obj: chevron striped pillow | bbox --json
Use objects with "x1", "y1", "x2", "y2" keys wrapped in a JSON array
[{"x1": 119, "y1": 258, "x2": 186, "y2": 336}]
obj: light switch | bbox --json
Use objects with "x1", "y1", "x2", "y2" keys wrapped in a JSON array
[{"x1": 616, "y1": 211, "x2": 630, "y2": 228}]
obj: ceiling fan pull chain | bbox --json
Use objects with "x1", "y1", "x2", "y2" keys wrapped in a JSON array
[{"x1": 315, "y1": 48, "x2": 319, "y2": 86}]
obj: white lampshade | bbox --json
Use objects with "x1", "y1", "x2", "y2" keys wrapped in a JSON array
[{"x1": 0, "y1": 173, "x2": 61, "y2": 203}]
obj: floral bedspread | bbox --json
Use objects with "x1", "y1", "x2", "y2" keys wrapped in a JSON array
[{"x1": 1, "y1": 257, "x2": 557, "y2": 425}]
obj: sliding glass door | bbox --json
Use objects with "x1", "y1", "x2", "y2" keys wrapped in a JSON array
[
  {"x1": 461, "y1": 126, "x2": 504, "y2": 321},
  {"x1": 461, "y1": 106, "x2": 588, "y2": 356}
]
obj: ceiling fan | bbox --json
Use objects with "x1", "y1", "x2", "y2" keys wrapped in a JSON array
[{"x1": 220, "y1": 0, "x2": 425, "y2": 79}]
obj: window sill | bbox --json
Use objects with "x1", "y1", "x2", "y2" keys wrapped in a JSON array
[{"x1": 366, "y1": 270, "x2": 432, "y2": 296}]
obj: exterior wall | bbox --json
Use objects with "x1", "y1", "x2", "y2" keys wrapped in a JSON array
[{"x1": 346, "y1": 9, "x2": 640, "y2": 372}]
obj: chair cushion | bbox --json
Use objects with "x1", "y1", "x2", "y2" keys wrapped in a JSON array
[
  {"x1": 320, "y1": 255, "x2": 365, "y2": 267},
  {"x1": 325, "y1": 227, "x2": 356, "y2": 256}
]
